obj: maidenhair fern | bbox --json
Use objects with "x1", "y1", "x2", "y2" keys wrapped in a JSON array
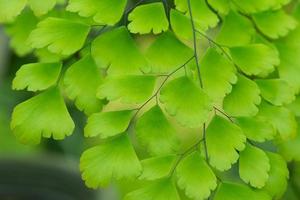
[{"x1": 2, "y1": 0, "x2": 300, "y2": 199}]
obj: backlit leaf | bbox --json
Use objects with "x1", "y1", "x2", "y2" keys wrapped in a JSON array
[
  {"x1": 206, "y1": 115, "x2": 246, "y2": 171},
  {"x1": 253, "y1": 10, "x2": 297, "y2": 39},
  {"x1": 80, "y1": 134, "x2": 142, "y2": 188},
  {"x1": 85, "y1": 110, "x2": 133, "y2": 138},
  {"x1": 64, "y1": 55, "x2": 103, "y2": 115},
  {"x1": 255, "y1": 79, "x2": 296, "y2": 106},
  {"x1": 139, "y1": 155, "x2": 177, "y2": 180},
  {"x1": 160, "y1": 76, "x2": 212, "y2": 128},
  {"x1": 128, "y1": 2, "x2": 169, "y2": 34},
  {"x1": 91, "y1": 27, "x2": 147, "y2": 75},
  {"x1": 11, "y1": 88, "x2": 74, "y2": 145},
  {"x1": 135, "y1": 106, "x2": 179, "y2": 156},
  {"x1": 0, "y1": 0, "x2": 26, "y2": 23},
  {"x1": 176, "y1": 152, "x2": 217, "y2": 200},
  {"x1": 230, "y1": 44, "x2": 279, "y2": 76},
  {"x1": 13, "y1": 62, "x2": 61, "y2": 92},
  {"x1": 223, "y1": 75, "x2": 261, "y2": 117},
  {"x1": 97, "y1": 75, "x2": 156, "y2": 104},
  {"x1": 236, "y1": 117, "x2": 276, "y2": 142},
  {"x1": 144, "y1": 31, "x2": 193, "y2": 73},
  {"x1": 239, "y1": 144, "x2": 270, "y2": 188},
  {"x1": 28, "y1": 17, "x2": 90, "y2": 55},
  {"x1": 67, "y1": 0, "x2": 127, "y2": 25},
  {"x1": 124, "y1": 178, "x2": 180, "y2": 200}
]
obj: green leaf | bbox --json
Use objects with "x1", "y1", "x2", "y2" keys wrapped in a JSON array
[
  {"x1": 135, "y1": 106, "x2": 179, "y2": 156},
  {"x1": 253, "y1": 10, "x2": 297, "y2": 39},
  {"x1": 174, "y1": 0, "x2": 219, "y2": 30},
  {"x1": 5, "y1": 10, "x2": 38, "y2": 56},
  {"x1": 97, "y1": 75, "x2": 156, "y2": 104},
  {"x1": 144, "y1": 31, "x2": 193, "y2": 74},
  {"x1": 170, "y1": 9, "x2": 194, "y2": 42},
  {"x1": 160, "y1": 76, "x2": 212, "y2": 128},
  {"x1": 28, "y1": 0, "x2": 57, "y2": 16},
  {"x1": 84, "y1": 110, "x2": 133, "y2": 138},
  {"x1": 216, "y1": 11, "x2": 255, "y2": 47},
  {"x1": 0, "y1": 0, "x2": 27, "y2": 23},
  {"x1": 230, "y1": 44, "x2": 279, "y2": 76},
  {"x1": 231, "y1": 0, "x2": 289, "y2": 14},
  {"x1": 239, "y1": 144, "x2": 270, "y2": 188},
  {"x1": 176, "y1": 152, "x2": 217, "y2": 200},
  {"x1": 128, "y1": 2, "x2": 169, "y2": 34},
  {"x1": 67, "y1": 0, "x2": 127, "y2": 25},
  {"x1": 263, "y1": 152, "x2": 289, "y2": 199},
  {"x1": 287, "y1": 95, "x2": 300, "y2": 116},
  {"x1": 207, "y1": 0, "x2": 230, "y2": 14},
  {"x1": 275, "y1": 27, "x2": 300, "y2": 92},
  {"x1": 206, "y1": 115, "x2": 246, "y2": 171},
  {"x1": 223, "y1": 75, "x2": 261, "y2": 117},
  {"x1": 214, "y1": 182, "x2": 271, "y2": 200},
  {"x1": 258, "y1": 101, "x2": 297, "y2": 140},
  {"x1": 13, "y1": 62, "x2": 62, "y2": 92},
  {"x1": 277, "y1": 127, "x2": 300, "y2": 162},
  {"x1": 124, "y1": 178, "x2": 180, "y2": 200},
  {"x1": 236, "y1": 117, "x2": 276, "y2": 142},
  {"x1": 28, "y1": 17, "x2": 90, "y2": 55},
  {"x1": 201, "y1": 48, "x2": 237, "y2": 101},
  {"x1": 11, "y1": 88, "x2": 75, "y2": 145},
  {"x1": 139, "y1": 155, "x2": 177, "y2": 180},
  {"x1": 80, "y1": 134, "x2": 142, "y2": 188},
  {"x1": 255, "y1": 79, "x2": 296, "y2": 106},
  {"x1": 91, "y1": 27, "x2": 147, "y2": 75},
  {"x1": 64, "y1": 55, "x2": 103, "y2": 115}
]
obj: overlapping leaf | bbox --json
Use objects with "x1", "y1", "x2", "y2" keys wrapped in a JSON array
[
  {"x1": 5, "y1": 10, "x2": 38, "y2": 55},
  {"x1": 216, "y1": 11, "x2": 255, "y2": 47},
  {"x1": 174, "y1": 0, "x2": 219, "y2": 30},
  {"x1": 214, "y1": 182, "x2": 271, "y2": 200},
  {"x1": 85, "y1": 110, "x2": 133, "y2": 138},
  {"x1": 239, "y1": 144, "x2": 270, "y2": 188},
  {"x1": 139, "y1": 155, "x2": 177, "y2": 180},
  {"x1": 11, "y1": 88, "x2": 74, "y2": 145},
  {"x1": 176, "y1": 152, "x2": 217, "y2": 200},
  {"x1": 13, "y1": 62, "x2": 61, "y2": 91},
  {"x1": 64, "y1": 55, "x2": 103, "y2": 115},
  {"x1": 201, "y1": 48, "x2": 237, "y2": 101},
  {"x1": 144, "y1": 31, "x2": 193, "y2": 73},
  {"x1": 28, "y1": 17, "x2": 90, "y2": 55},
  {"x1": 263, "y1": 152, "x2": 289, "y2": 199},
  {"x1": 256, "y1": 79, "x2": 296, "y2": 106},
  {"x1": 258, "y1": 101, "x2": 297, "y2": 140},
  {"x1": 0, "y1": 0, "x2": 27, "y2": 23},
  {"x1": 80, "y1": 135, "x2": 142, "y2": 188},
  {"x1": 135, "y1": 106, "x2": 179, "y2": 156},
  {"x1": 160, "y1": 76, "x2": 212, "y2": 128},
  {"x1": 124, "y1": 178, "x2": 180, "y2": 200},
  {"x1": 28, "y1": 0, "x2": 57, "y2": 16},
  {"x1": 236, "y1": 117, "x2": 276, "y2": 142},
  {"x1": 206, "y1": 115, "x2": 246, "y2": 171},
  {"x1": 67, "y1": 0, "x2": 127, "y2": 25},
  {"x1": 91, "y1": 27, "x2": 147, "y2": 75},
  {"x1": 230, "y1": 44, "x2": 279, "y2": 76},
  {"x1": 223, "y1": 75, "x2": 261, "y2": 117},
  {"x1": 253, "y1": 10, "x2": 297, "y2": 39},
  {"x1": 97, "y1": 75, "x2": 156, "y2": 104},
  {"x1": 128, "y1": 3, "x2": 169, "y2": 34}
]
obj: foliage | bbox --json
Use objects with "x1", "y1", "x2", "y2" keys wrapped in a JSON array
[{"x1": 2, "y1": 0, "x2": 300, "y2": 199}]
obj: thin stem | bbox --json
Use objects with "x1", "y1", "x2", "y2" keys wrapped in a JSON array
[
  {"x1": 214, "y1": 106, "x2": 234, "y2": 122},
  {"x1": 131, "y1": 56, "x2": 195, "y2": 120},
  {"x1": 187, "y1": 0, "x2": 203, "y2": 88},
  {"x1": 202, "y1": 123, "x2": 209, "y2": 161}
]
